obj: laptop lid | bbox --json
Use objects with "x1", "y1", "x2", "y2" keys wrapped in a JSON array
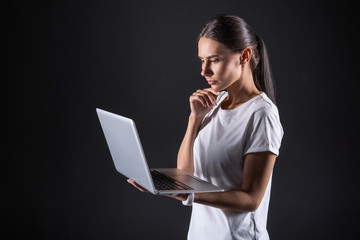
[{"x1": 96, "y1": 108, "x2": 156, "y2": 194}]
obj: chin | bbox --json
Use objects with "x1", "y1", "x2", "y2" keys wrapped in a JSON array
[{"x1": 211, "y1": 85, "x2": 224, "y2": 92}]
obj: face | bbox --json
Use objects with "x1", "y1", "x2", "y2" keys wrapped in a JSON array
[{"x1": 198, "y1": 37, "x2": 242, "y2": 92}]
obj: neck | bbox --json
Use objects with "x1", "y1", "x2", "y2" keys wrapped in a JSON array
[{"x1": 222, "y1": 70, "x2": 260, "y2": 109}]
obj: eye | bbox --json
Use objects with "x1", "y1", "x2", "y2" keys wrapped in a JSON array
[{"x1": 211, "y1": 59, "x2": 220, "y2": 63}]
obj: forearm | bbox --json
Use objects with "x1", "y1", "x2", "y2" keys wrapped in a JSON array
[
  {"x1": 177, "y1": 115, "x2": 202, "y2": 174},
  {"x1": 194, "y1": 190, "x2": 261, "y2": 212}
]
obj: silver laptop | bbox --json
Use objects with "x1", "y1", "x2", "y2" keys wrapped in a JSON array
[{"x1": 96, "y1": 108, "x2": 224, "y2": 195}]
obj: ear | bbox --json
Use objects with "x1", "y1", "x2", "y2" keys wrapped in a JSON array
[{"x1": 240, "y1": 48, "x2": 252, "y2": 64}]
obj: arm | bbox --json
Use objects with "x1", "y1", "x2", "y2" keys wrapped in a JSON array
[
  {"x1": 177, "y1": 115, "x2": 201, "y2": 173},
  {"x1": 177, "y1": 89, "x2": 220, "y2": 174},
  {"x1": 193, "y1": 151, "x2": 276, "y2": 212}
]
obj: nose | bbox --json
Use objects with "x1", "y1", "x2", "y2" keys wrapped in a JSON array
[{"x1": 201, "y1": 61, "x2": 213, "y2": 77}]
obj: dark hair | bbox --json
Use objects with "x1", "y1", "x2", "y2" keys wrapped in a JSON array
[{"x1": 199, "y1": 14, "x2": 276, "y2": 103}]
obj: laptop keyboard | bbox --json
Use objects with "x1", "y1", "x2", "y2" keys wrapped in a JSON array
[{"x1": 151, "y1": 170, "x2": 193, "y2": 191}]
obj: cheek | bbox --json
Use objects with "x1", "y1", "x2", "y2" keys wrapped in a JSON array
[{"x1": 216, "y1": 62, "x2": 240, "y2": 80}]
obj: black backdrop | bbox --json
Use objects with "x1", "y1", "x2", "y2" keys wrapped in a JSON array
[{"x1": 3, "y1": 0, "x2": 360, "y2": 239}]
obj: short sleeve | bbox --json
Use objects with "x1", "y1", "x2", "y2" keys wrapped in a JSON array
[{"x1": 244, "y1": 107, "x2": 284, "y2": 156}]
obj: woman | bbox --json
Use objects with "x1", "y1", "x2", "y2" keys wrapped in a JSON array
[{"x1": 129, "y1": 14, "x2": 283, "y2": 239}]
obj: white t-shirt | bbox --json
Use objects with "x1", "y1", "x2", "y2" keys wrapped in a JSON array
[{"x1": 188, "y1": 91, "x2": 283, "y2": 240}]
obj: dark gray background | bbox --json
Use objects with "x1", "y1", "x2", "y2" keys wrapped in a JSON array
[{"x1": 3, "y1": 0, "x2": 359, "y2": 239}]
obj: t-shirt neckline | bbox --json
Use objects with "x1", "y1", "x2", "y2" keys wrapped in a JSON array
[{"x1": 219, "y1": 92, "x2": 264, "y2": 112}]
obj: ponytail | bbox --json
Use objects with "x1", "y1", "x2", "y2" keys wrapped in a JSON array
[{"x1": 253, "y1": 34, "x2": 276, "y2": 104}]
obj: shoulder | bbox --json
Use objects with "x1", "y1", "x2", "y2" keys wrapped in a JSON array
[
  {"x1": 251, "y1": 93, "x2": 280, "y2": 118},
  {"x1": 247, "y1": 93, "x2": 282, "y2": 133}
]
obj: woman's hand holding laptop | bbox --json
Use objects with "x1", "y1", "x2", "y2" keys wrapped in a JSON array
[{"x1": 127, "y1": 179, "x2": 189, "y2": 201}]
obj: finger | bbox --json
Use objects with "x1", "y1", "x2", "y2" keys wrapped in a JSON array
[
  {"x1": 164, "y1": 194, "x2": 187, "y2": 201},
  {"x1": 127, "y1": 179, "x2": 149, "y2": 192},
  {"x1": 164, "y1": 194, "x2": 178, "y2": 198},
  {"x1": 201, "y1": 88, "x2": 221, "y2": 104},
  {"x1": 130, "y1": 181, "x2": 147, "y2": 192},
  {"x1": 190, "y1": 94, "x2": 208, "y2": 108},
  {"x1": 196, "y1": 89, "x2": 217, "y2": 105},
  {"x1": 194, "y1": 91, "x2": 215, "y2": 107},
  {"x1": 202, "y1": 88, "x2": 220, "y2": 97},
  {"x1": 127, "y1": 179, "x2": 141, "y2": 189}
]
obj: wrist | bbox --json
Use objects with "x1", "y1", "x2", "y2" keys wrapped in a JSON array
[{"x1": 189, "y1": 114, "x2": 204, "y2": 125}]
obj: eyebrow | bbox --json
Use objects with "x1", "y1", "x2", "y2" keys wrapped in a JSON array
[{"x1": 198, "y1": 55, "x2": 220, "y2": 59}]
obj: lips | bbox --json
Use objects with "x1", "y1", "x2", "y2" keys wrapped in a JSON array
[{"x1": 207, "y1": 80, "x2": 217, "y2": 85}]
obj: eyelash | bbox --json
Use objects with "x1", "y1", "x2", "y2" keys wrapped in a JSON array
[{"x1": 200, "y1": 59, "x2": 220, "y2": 63}]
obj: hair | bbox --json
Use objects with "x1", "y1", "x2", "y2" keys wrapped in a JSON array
[{"x1": 199, "y1": 14, "x2": 276, "y2": 104}]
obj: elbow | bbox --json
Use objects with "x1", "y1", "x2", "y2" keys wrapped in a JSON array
[
  {"x1": 227, "y1": 200, "x2": 260, "y2": 213},
  {"x1": 247, "y1": 193, "x2": 265, "y2": 211},
  {"x1": 247, "y1": 200, "x2": 261, "y2": 212},
  {"x1": 235, "y1": 191, "x2": 263, "y2": 212},
  {"x1": 177, "y1": 157, "x2": 194, "y2": 174},
  {"x1": 245, "y1": 192, "x2": 263, "y2": 212},
  {"x1": 177, "y1": 165, "x2": 194, "y2": 174}
]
